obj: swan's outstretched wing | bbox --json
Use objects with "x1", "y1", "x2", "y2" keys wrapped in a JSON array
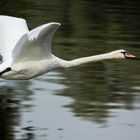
[
  {"x1": 0, "y1": 16, "x2": 29, "y2": 64},
  {"x1": 12, "y1": 22, "x2": 61, "y2": 63}
]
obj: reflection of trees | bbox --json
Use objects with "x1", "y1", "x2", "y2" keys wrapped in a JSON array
[
  {"x1": 0, "y1": 0, "x2": 140, "y2": 128},
  {"x1": 0, "y1": 81, "x2": 33, "y2": 140},
  {"x1": 57, "y1": 60, "x2": 139, "y2": 123},
  {"x1": 53, "y1": 0, "x2": 140, "y2": 124}
]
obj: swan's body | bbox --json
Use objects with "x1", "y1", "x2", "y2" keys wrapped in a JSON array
[{"x1": 0, "y1": 16, "x2": 135, "y2": 80}]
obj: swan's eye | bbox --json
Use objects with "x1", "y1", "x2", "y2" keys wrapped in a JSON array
[
  {"x1": 121, "y1": 51, "x2": 127, "y2": 54},
  {"x1": 121, "y1": 51, "x2": 127, "y2": 57}
]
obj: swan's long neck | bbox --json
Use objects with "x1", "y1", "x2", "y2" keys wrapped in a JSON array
[{"x1": 56, "y1": 51, "x2": 117, "y2": 68}]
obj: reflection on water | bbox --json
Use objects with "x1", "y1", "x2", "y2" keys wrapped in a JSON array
[
  {"x1": 58, "y1": 61, "x2": 140, "y2": 123},
  {"x1": 0, "y1": 80, "x2": 33, "y2": 139},
  {"x1": 0, "y1": 0, "x2": 140, "y2": 140}
]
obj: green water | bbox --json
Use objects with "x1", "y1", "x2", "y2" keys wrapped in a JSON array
[{"x1": 0, "y1": 0, "x2": 140, "y2": 140}]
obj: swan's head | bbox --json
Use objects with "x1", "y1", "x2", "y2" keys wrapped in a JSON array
[{"x1": 109, "y1": 49, "x2": 136, "y2": 59}]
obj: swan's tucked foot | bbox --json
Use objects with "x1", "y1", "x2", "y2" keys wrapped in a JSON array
[{"x1": 0, "y1": 67, "x2": 12, "y2": 76}]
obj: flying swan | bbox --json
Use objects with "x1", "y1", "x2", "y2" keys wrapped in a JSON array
[{"x1": 0, "y1": 16, "x2": 135, "y2": 80}]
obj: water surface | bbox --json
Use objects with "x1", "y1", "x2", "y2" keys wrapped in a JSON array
[{"x1": 0, "y1": 0, "x2": 140, "y2": 140}]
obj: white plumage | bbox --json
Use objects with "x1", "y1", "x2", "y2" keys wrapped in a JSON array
[
  {"x1": 0, "y1": 16, "x2": 28, "y2": 63},
  {"x1": 0, "y1": 16, "x2": 135, "y2": 80}
]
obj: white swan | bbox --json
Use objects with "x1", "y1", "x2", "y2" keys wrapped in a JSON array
[{"x1": 0, "y1": 15, "x2": 135, "y2": 80}]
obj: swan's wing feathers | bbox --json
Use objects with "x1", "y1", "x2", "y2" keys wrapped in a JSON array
[
  {"x1": 28, "y1": 22, "x2": 61, "y2": 52},
  {"x1": 12, "y1": 22, "x2": 60, "y2": 63},
  {"x1": 0, "y1": 16, "x2": 29, "y2": 63}
]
